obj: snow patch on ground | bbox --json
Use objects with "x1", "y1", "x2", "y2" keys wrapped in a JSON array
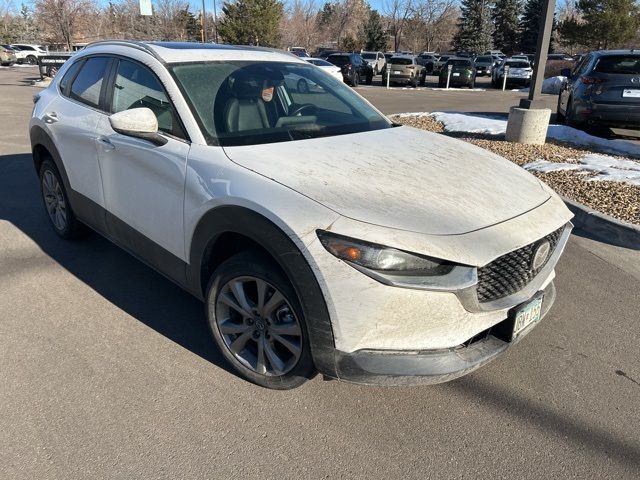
[
  {"x1": 426, "y1": 112, "x2": 640, "y2": 158},
  {"x1": 525, "y1": 154, "x2": 640, "y2": 186},
  {"x1": 429, "y1": 88, "x2": 487, "y2": 92}
]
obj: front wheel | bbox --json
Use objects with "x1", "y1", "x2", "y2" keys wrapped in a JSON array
[
  {"x1": 353, "y1": 73, "x2": 360, "y2": 87},
  {"x1": 205, "y1": 252, "x2": 316, "y2": 389}
]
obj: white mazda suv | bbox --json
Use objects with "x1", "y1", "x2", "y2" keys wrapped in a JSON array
[{"x1": 29, "y1": 41, "x2": 573, "y2": 389}]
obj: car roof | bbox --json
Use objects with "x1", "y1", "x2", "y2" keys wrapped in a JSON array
[
  {"x1": 83, "y1": 40, "x2": 304, "y2": 64},
  {"x1": 591, "y1": 49, "x2": 639, "y2": 57}
]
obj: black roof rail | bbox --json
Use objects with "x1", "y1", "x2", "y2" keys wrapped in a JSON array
[{"x1": 84, "y1": 40, "x2": 164, "y2": 63}]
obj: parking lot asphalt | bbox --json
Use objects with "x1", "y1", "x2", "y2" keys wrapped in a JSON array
[
  {"x1": 1, "y1": 66, "x2": 639, "y2": 479},
  {"x1": 356, "y1": 74, "x2": 559, "y2": 114}
]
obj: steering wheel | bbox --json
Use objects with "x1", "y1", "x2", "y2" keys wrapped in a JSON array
[{"x1": 289, "y1": 104, "x2": 317, "y2": 117}]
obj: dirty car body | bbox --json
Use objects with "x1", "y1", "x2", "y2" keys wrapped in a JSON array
[{"x1": 29, "y1": 41, "x2": 573, "y2": 389}]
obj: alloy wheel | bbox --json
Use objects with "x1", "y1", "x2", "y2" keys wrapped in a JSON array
[
  {"x1": 42, "y1": 169, "x2": 67, "y2": 231},
  {"x1": 215, "y1": 276, "x2": 303, "y2": 376}
]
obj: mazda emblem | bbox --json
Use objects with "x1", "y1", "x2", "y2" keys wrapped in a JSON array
[
  {"x1": 531, "y1": 241, "x2": 551, "y2": 271},
  {"x1": 631, "y1": 77, "x2": 640, "y2": 84}
]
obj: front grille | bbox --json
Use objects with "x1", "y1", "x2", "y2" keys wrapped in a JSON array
[{"x1": 476, "y1": 226, "x2": 565, "y2": 303}]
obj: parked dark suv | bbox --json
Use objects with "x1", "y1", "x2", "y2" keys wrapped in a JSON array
[
  {"x1": 557, "y1": 50, "x2": 640, "y2": 131},
  {"x1": 326, "y1": 53, "x2": 373, "y2": 86}
]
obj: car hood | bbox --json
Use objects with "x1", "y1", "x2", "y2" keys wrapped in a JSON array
[{"x1": 223, "y1": 126, "x2": 550, "y2": 235}]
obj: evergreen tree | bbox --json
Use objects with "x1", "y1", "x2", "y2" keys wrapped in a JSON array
[
  {"x1": 519, "y1": 0, "x2": 556, "y2": 53},
  {"x1": 453, "y1": 0, "x2": 494, "y2": 54},
  {"x1": 218, "y1": 0, "x2": 284, "y2": 47},
  {"x1": 492, "y1": 0, "x2": 522, "y2": 54},
  {"x1": 361, "y1": 9, "x2": 387, "y2": 51},
  {"x1": 559, "y1": 0, "x2": 640, "y2": 49}
]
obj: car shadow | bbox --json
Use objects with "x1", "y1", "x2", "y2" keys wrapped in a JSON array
[{"x1": 0, "y1": 152, "x2": 233, "y2": 375}]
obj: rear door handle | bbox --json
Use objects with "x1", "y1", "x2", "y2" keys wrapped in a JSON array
[
  {"x1": 96, "y1": 136, "x2": 115, "y2": 151},
  {"x1": 43, "y1": 112, "x2": 58, "y2": 124}
]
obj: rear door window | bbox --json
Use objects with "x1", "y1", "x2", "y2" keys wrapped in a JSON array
[{"x1": 69, "y1": 56, "x2": 111, "y2": 108}]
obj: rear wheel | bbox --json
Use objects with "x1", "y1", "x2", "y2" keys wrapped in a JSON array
[
  {"x1": 39, "y1": 159, "x2": 87, "y2": 240},
  {"x1": 205, "y1": 252, "x2": 316, "y2": 389},
  {"x1": 26, "y1": 55, "x2": 37, "y2": 65}
]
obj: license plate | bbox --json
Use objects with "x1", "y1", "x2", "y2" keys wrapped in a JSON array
[
  {"x1": 452, "y1": 72, "x2": 460, "y2": 77},
  {"x1": 622, "y1": 89, "x2": 640, "y2": 98},
  {"x1": 393, "y1": 70, "x2": 401, "y2": 75},
  {"x1": 512, "y1": 296, "x2": 543, "y2": 337}
]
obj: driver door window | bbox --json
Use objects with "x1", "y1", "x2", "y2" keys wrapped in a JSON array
[{"x1": 111, "y1": 59, "x2": 185, "y2": 139}]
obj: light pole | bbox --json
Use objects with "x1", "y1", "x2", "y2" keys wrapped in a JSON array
[
  {"x1": 505, "y1": 0, "x2": 557, "y2": 145},
  {"x1": 213, "y1": 0, "x2": 219, "y2": 43},
  {"x1": 201, "y1": 0, "x2": 207, "y2": 43},
  {"x1": 519, "y1": 0, "x2": 557, "y2": 109}
]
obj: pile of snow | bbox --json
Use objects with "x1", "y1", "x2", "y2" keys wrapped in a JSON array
[
  {"x1": 525, "y1": 154, "x2": 640, "y2": 186},
  {"x1": 427, "y1": 112, "x2": 640, "y2": 158},
  {"x1": 430, "y1": 112, "x2": 507, "y2": 135},
  {"x1": 541, "y1": 76, "x2": 567, "y2": 94}
]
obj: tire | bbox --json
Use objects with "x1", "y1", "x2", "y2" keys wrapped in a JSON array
[
  {"x1": 205, "y1": 251, "x2": 316, "y2": 389},
  {"x1": 39, "y1": 159, "x2": 88, "y2": 240},
  {"x1": 26, "y1": 55, "x2": 37, "y2": 65},
  {"x1": 353, "y1": 73, "x2": 360, "y2": 87},
  {"x1": 297, "y1": 78, "x2": 309, "y2": 94},
  {"x1": 366, "y1": 74, "x2": 373, "y2": 85},
  {"x1": 438, "y1": 80, "x2": 444, "y2": 88}
]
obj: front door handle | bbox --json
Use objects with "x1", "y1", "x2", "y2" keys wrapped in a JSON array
[
  {"x1": 96, "y1": 136, "x2": 115, "y2": 151},
  {"x1": 43, "y1": 112, "x2": 58, "y2": 124}
]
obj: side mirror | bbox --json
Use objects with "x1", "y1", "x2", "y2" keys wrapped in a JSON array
[
  {"x1": 109, "y1": 108, "x2": 168, "y2": 146},
  {"x1": 560, "y1": 68, "x2": 572, "y2": 78}
]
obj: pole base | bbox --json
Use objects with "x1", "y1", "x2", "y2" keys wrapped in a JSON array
[{"x1": 505, "y1": 107, "x2": 551, "y2": 145}]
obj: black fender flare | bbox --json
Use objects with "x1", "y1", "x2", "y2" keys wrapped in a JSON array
[
  {"x1": 188, "y1": 205, "x2": 337, "y2": 377},
  {"x1": 30, "y1": 125, "x2": 72, "y2": 193}
]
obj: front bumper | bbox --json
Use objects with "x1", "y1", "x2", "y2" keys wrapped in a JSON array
[{"x1": 333, "y1": 282, "x2": 556, "y2": 385}]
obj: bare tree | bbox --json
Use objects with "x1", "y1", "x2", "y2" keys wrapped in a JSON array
[
  {"x1": 383, "y1": 0, "x2": 415, "y2": 51},
  {"x1": 33, "y1": 0, "x2": 95, "y2": 49},
  {"x1": 281, "y1": 0, "x2": 319, "y2": 49}
]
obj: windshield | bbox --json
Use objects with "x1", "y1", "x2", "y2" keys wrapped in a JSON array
[
  {"x1": 390, "y1": 57, "x2": 412, "y2": 65},
  {"x1": 594, "y1": 55, "x2": 640, "y2": 74},
  {"x1": 506, "y1": 61, "x2": 530, "y2": 68},
  {"x1": 475, "y1": 56, "x2": 492, "y2": 63},
  {"x1": 362, "y1": 53, "x2": 376, "y2": 60},
  {"x1": 172, "y1": 61, "x2": 392, "y2": 147}
]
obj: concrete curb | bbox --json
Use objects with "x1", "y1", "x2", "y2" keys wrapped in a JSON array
[{"x1": 563, "y1": 197, "x2": 640, "y2": 250}]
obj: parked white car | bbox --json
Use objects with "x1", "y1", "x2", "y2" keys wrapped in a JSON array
[
  {"x1": 30, "y1": 41, "x2": 573, "y2": 389},
  {"x1": 361, "y1": 51, "x2": 386, "y2": 75},
  {"x1": 492, "y1": 58, "x2": 533, "y2": 87},
  {"x1": 304, "y1": 57, "x2": 343, "y2": 82},
  {"x1": 11, "y1": 43, "x2": 48, "y2": 64}
]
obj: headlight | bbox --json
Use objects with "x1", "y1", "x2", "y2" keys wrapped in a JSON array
[{"x1": 317, "y1": 230, "x2": 453, "y2": 276}]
